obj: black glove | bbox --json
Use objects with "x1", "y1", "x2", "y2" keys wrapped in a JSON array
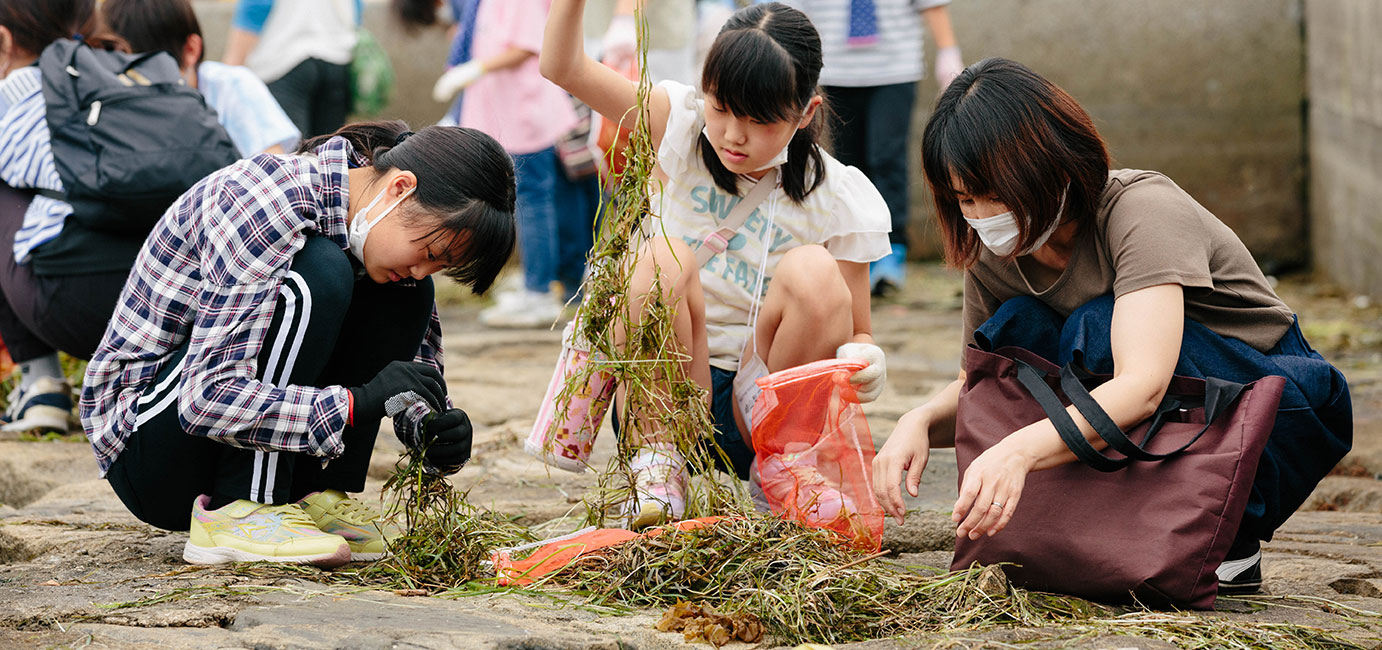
[
  {"x1": 420, "y1": 407, "x2": 473, "y2": 473},
  {"x1": 348, "y1": 360, "x2": 447, "y2": 427}
]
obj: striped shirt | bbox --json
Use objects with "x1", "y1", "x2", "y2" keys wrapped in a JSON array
[
  {"x1": 0, "y1": 66, "x2": 73, "y2": 264},
  {"x1": 783, "y1": 0, "x2": 951, "y2": 88},
  {"x1": 80, "y1": 137, "x2": 446, "y2": 475}
]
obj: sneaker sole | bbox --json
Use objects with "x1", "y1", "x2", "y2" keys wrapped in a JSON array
[
  {"x1": 182, "y1": 540, "x2": 352, "y2": 567},
  {"x1": 1, "y1": 406, "x2": 70, "y2": 433},
  {"x1": 1217, "y1": 579, "x2": 1263, "y2": 595}
]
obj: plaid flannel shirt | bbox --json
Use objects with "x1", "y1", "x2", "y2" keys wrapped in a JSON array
[{"x1": 80, "y1": 137, "x2": 446, "y2": 475}]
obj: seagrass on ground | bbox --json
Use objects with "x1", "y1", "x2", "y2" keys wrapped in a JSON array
[
  {"x1": 536, "y1": 7, "x2": 748, "y2": 527},
  {"x1": 349, "y1": 9, "x2": 1382, "y2": 648}
]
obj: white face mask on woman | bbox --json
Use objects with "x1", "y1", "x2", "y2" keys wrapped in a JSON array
[
  {"x1": 348, "y1": 184, "x2": 415, "y2": 262},
  {"x1": 963, "y1": 187, "x2": 1067, "y2": 257}
]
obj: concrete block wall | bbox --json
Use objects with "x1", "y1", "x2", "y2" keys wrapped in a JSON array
[
  {"x1": 909, "y1": 0, "x2": 1307, "y2": 268},
  {"x1": 1306, "y1": 0, "x2": 1382, "y2": 299}
]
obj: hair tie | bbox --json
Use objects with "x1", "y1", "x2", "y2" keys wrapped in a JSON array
[{"x1": 394, "y1": 131, "x2": 415, "y2": 146}]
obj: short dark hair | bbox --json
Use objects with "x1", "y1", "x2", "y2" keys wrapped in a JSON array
[
  {"x1": 0, "y1": 0, "x2": 125, "y2": 57},
  {"x1": 922, "y1": 57, "x2": 1111, "y2": 268},
  {"x1": 699, "y1": 2, "x2": 828, "y2": 204},
  {"x1": 101, "y1": 0, "x2": 203, "y2": 69},
  {"x1": 299, "y1": 121, "x2": 517, "y2": 295}
]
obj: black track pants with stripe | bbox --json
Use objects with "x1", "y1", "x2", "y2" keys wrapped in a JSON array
[{"x1": 105, "y1": 236, "x2": 435, "y2": 532}]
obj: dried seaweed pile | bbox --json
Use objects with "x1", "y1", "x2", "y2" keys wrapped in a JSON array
[{"x1": 546, "y1": 515, "x2": 1375, "y2": 649}]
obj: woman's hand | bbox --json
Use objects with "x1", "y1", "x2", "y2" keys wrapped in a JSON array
[
  {"x1": 872, "y1": 408, "x2": 931, "y2": 523},
  {"x1": 952, "y1": 436, "x2": 1034, "y2": 539}
]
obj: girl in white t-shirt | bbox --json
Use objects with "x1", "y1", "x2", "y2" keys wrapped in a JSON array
[{"x1": 542, "y1": 1, "x2": 891, "y2": 527}]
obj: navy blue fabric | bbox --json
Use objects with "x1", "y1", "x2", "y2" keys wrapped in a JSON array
[
  {"x1": 974, "y1": 295, "x2": 1353, "y2": 544},
  {"x1": 611, "y1": 366, "x2": 755, "y2": 480},
  {"x1": 710, "y1": 366, "x2": 755, "y2": 480}
]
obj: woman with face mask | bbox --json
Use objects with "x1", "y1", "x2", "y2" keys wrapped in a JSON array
[{"x1": 873, "y1": 58, "x2": 1351, "y2": 596}]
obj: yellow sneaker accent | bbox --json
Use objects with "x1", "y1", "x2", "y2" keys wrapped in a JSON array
[
  {"x1": 183, "y1": 495, "x2": 350, "y2": 567},
  {"x1": 298, "y1": 489, "x2": 400, "y2": 561}
]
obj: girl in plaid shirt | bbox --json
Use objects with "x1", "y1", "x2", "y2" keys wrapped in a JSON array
[{"x1": 81, "y1": 121, "x2": 516, "y2": 566}]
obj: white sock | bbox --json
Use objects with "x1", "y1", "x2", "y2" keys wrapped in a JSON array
[{"x1": 19, "y1": 353, "x2": 63, "y2": 391}]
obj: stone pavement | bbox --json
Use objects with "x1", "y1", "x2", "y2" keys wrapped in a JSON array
[{"x1": 0, "y1": 264, "x2": 1379, "y2": 649}]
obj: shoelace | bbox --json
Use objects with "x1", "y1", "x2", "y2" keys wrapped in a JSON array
[
  {"x1": 329, "y1": 497, "x2": 380, "y2": 523},
  {"x1": 264, "y1": 503, "x2": 321, "y2": 529}
]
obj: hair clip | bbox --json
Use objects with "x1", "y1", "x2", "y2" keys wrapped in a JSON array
[{"x1": 394, "y1": 131, "x2": 415, "y2": 146}]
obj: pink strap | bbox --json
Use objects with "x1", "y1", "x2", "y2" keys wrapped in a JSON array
[{"x1": 701, "y1": 231, "x2": 731, "y2": 254}]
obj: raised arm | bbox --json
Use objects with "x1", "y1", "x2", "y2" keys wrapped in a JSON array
[{"x1": 541, "y1": 0, "x2": 671, "y2": 150}]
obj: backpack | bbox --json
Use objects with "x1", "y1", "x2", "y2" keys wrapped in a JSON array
[{"x1": 38, "y1": 39, "x2": 240, "y2": 234}]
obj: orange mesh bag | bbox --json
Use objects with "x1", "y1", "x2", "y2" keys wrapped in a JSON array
[
  {"x1": 594, "y1": 59, "x2": 639, "y2": 182},
  {"x1": 749, "y1": 359, "x2": 883, "y2": 551},
  {"x1": 493, "y1": 518, "x2": 724, "y2": 586}
]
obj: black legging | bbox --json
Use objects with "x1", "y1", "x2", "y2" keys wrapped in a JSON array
[{"x1": 105, "y1": 236, "x2": 435, "y2": 531}]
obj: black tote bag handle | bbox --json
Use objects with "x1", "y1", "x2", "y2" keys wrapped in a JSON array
[{"x1": 1013, "y1": 358, "x2": 1246, "y2": 473}]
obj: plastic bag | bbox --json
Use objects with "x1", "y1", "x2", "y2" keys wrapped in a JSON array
[
  {"x1": 750, "y1": 358, "x2": 883, "y2": 551},
  {"x1": 349, "y1": 28, "x2": 395, "y2": 117}
]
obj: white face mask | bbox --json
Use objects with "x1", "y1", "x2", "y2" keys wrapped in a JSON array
[
  {"x1": 963, "y1": 188, "x2": 1068, "y2": 257},
  {"x1": 348, "y1": 183, "x2": 415, "y2": 263}
]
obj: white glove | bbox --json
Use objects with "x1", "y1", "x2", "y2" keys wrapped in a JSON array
[
  {"x1": 432, "y1": 60, "x2": 485, "y2": 103},
  {"x1": 602, "y1": 14, "x2": 637, "y2": 67},
  {"x1": 933, "y1": 46, "x2": 964, "y2": 92},
  {"x1": 836, "y1": 342, "x2": 887, "y2": 403}
]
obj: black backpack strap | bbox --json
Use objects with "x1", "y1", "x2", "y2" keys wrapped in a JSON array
[{"x1": 34, "y1": 188, "x2": 67, "y2": 202}]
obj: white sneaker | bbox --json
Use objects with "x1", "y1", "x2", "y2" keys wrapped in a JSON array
[
  {"x1": 627, "y1": 443, "x2": 687, "y2": 530},
  {"x1": 478, "y1": 289, "x2": 563, "y2": 329},
  {"x1": 1, "y1": 376, "x2": 72, "y2": 433}
]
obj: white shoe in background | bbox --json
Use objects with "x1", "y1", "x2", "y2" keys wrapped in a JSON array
[{"x1": 478, "y1": 289, "x2": 563, "y2": 329}]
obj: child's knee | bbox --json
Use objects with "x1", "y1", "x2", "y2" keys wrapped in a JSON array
[
  {"x1": 632, "y1": 237, "x2": 699, "y2": 294},
  {"x1": 775, "y1": 245, "x2": 848, "y2": 305}
]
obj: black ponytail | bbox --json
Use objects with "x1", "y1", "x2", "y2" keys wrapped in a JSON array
[
  {"x1": 698, "y1": 2, "x2": 827, "y2": 204},
  {"x1": 302, "y1": 121, "x2": 517, "y2": 295}
]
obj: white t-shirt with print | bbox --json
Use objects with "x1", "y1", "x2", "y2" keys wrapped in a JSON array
[{"x1": 648, "y1": 81, "x2": 891, "y2": 371}]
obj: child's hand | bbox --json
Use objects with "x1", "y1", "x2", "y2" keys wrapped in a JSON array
[
  {"x1": 432, "y1": 61, "x2": 485, "y2": 103},
  {"x1": 934, "y1": 46, "x2": 964, "y2": 93},
  {"x1": 420, "y1": 408, "x2": 473, "y2": 474},
  {"x1": 348, "y1": 361, "x2": 447, "y2": 426},
  {"x1": 601, "y1": 14, "x2": 636, "y2": 68},
  {"x1": 836, "y1": 342, "x2": 886, "y2": 403}
]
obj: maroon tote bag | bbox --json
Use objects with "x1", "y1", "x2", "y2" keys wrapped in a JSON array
[{"x1": 951, "y1": 345, "x2": 1285, "y2": 609}]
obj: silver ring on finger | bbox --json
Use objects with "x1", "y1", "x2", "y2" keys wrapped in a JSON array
[{"x1": 991, "y1": 501, "x2": 1004, "y2": 508}]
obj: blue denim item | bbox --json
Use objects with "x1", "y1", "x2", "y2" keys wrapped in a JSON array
[
  {"x1": 974, "y1": 294, "x2": 1353, "y2": 544},
  {"x1": 709, "y1": 366, "x2": 755, "y2": 480},
  {"x1": 552, "y1": 167, "x2": 601, "y2": 297},
  {"x1": 511, "y1": 148, "x2": 560, "y2": 293},
  {"x1": 609, "y1": 366, "x2": 755, "y2": 481}
]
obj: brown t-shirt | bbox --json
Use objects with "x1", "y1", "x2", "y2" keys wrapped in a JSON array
[{"x1": 962, "y1": 169, "x2": 1295, "y2": 353}]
